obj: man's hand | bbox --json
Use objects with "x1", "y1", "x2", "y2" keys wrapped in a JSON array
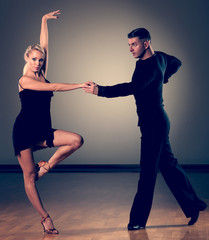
[{"x1": 83, "y1": 81, "x2": 99, "y2": 95}]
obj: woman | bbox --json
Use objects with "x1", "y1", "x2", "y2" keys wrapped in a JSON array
[{"x1": 13, "y1": 10, "x2": 85, "y2": 234}]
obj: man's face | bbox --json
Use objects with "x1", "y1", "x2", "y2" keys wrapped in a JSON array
[{"x1": 128, "y1": 37, "x2": 146, "y2": 59}]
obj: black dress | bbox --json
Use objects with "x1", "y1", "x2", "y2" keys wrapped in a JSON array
[{"x1": 13, "y1": 81, "x2": 55, "y2": 156}]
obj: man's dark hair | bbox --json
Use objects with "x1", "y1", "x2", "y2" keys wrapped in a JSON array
[{"x1": 128, "y1": 28, "x2": 151, "y2": 41}]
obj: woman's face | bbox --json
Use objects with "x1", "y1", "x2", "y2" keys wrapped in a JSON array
[{"x1": 26, "y1": 50, "x2": 45, "y2": 73}]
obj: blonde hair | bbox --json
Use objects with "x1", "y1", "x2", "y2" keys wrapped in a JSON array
[{"x1": 23, "y1": 44, "x2": 46, "y2": 75}]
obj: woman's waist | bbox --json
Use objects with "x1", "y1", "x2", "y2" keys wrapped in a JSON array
[{"x1": 15, "y1": 111, "x2": 51, "y2": 122}]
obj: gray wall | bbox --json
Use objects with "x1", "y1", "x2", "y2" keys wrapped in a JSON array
[{"x1": 1, "y1": 0, "x2": 209, "y2": 165}]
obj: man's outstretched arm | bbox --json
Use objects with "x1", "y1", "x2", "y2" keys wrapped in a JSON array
[{"x1": 83, "y1": 81, "x2": 134, "y2": 98}]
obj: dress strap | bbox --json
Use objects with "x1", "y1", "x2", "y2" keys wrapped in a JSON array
[{"x1": 18, "y1": 80, "x2": 24, "y2": 90}]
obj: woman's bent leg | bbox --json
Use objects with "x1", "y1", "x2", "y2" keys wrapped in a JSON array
[
  {"x1": 37, "y1": 130, "x2": 84, "y2": 178},
  {"x1": 49, "y1": 130, "x2": 84, "y2": 168}
]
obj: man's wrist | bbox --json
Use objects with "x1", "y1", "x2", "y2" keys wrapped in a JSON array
[{"x1": 97, "y1": 85, "x2": 104, "y2": 96}]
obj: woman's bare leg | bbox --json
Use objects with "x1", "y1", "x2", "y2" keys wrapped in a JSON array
[
  {"x1": 17, "y1": 149, "x2": 58, "y2": 233},
  {"x1": 37, "y1": 130, "x2": 83, "y2": 178},
  {"x1": 17, "y1": 149, "x2": 48, "y2": 216}
]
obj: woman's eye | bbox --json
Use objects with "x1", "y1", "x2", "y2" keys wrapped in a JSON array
[{"x1": 32, "y1": 58, "x2": 36, "y2": 61}]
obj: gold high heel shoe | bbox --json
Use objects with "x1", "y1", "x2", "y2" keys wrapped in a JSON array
[{"x1": 41, "y1": 215, "x2": 59, "y2": 234}]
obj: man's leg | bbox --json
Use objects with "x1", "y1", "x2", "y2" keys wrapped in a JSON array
[
  {"x1": 128, "y1": 123, "x2": 167, "y2": 229},
  {"x1": 159, "y1": 137, "x2": 207, "y2": 224}
]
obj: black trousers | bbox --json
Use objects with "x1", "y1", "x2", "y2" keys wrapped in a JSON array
[{"x1": 129, "y1": 107, "x2": 203, "y2": 226}]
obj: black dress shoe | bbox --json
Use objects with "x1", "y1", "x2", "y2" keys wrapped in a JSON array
[
  {"x1": 198, "y1": 201, "x2": 207, "y2": 211},
  {"x1": 127, "y1": 223, "x2": 145, "y2": 231},
  {"x1": 188, "y1": 211, "x2": 199, "y2": 225},
  {"x1": 188, "y1": 200, "x2": 207, "y2": 225}
]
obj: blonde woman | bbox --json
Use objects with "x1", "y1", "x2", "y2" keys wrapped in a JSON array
[{"x1": 13, "y1": 10, "x2": 85, "y2": 234}]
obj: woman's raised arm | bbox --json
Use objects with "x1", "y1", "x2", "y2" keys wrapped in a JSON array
[{"x1": 40, "y1": 10, "x2": 61, "y2": 77}]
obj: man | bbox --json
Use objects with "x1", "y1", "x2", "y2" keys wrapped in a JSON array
[{"x1": 84, "y1": 28, "x2": 207, "y2": 230}]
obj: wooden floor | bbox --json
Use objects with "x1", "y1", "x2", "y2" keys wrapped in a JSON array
[{"x1": 0, "y1": 171, "x2": 208, "y2": 240}]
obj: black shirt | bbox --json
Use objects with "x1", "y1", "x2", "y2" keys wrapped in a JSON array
[{"x1": 98, "y1": 51, "x2": 181, "y2": 125}]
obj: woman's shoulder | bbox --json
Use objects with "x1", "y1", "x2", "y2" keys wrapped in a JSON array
[
  {"x1": 19, "y1": 75, "x2": 32, "y2": 89},
  {"x1": 18, "y1": 75, "x2": 30, "y2": 91},
  {"x1": 19, "y1": 75, "x2": 34, "y2": 83},
  {"x1": 20, "y1": 74, "x2": 48, "y2": 84},
  {"x1": 19, "y1": 74, "x2": 47, "y2": 92}
]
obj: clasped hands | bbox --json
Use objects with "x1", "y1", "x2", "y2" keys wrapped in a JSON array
[{"x1": 82, "y1": 81, "x2": 99, "y2": 95}]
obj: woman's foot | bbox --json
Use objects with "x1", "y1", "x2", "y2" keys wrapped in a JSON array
[
  {"x1": 35, "y1": 161, "x2": 50, "y2": 181},
  {"x1": 41, "y1": 215, "x2": 59, "y2": 234}
]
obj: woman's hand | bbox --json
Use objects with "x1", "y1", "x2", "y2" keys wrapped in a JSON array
[{"x1": 42, "y1": 10, "x2": 61, "y2": 21}]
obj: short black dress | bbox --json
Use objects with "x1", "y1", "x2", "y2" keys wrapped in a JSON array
[{"x1": 12, "y1": 81, "x2": 55, "y2": 155}]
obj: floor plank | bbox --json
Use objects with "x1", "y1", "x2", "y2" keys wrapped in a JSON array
[{"x1": 0, "y1": 172, "x2": 208, "y2": 240}]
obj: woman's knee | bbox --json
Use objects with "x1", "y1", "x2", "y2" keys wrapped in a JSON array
[
  {"x1": 23, "y1": 171, "x2": 36, "y2": 184},
  {"x1": 73, "y1": 134, "x2": 84, "y2": 149}
]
